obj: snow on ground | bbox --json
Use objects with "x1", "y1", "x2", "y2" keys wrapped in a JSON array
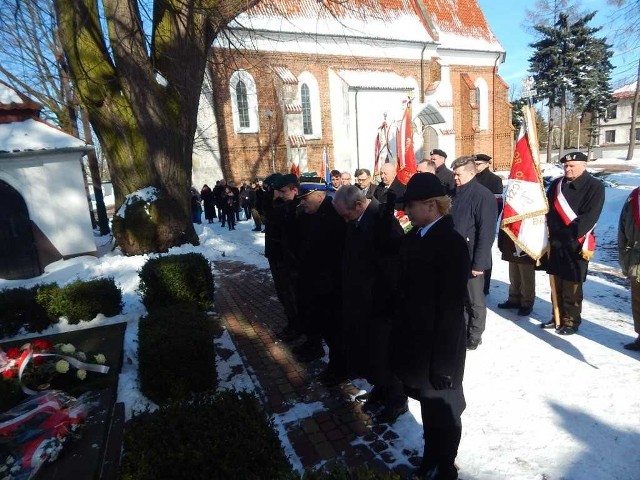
[{"x1": 2, "y1": 156, "x2": 640, "y2": 479}]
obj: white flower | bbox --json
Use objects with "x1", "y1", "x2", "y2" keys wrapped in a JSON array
[
  {"x1": 76, "y1": 369, "x2": 87, "y2": 380},
  {"x1": 60, "y1": 344, "x2": 75, "y2": 354},
  {"x1": 77, "y1": 352, "x2": 87, "y2": 361},
  {"x1": 55, "y1": 360, "x2": 70, "y2": 374},
  {"x1": 94, "y1": 354, "x2": 106, "y2": 365}
]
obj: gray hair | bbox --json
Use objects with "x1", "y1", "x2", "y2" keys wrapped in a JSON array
[
  {"x1": 450, "y1": 156, "x2": 477, "y2": 172},
  {"x1": 333, "y1": 184, "x2": 366, "y2": 209}
]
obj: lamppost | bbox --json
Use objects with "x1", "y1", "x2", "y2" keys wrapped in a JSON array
[{"x1": 265, "y1": 109, "x2": 275, "y2": 172}]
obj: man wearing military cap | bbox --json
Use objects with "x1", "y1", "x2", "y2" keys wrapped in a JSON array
[
  {"x1": 430, "y1": 149, "x2": 455, "y2": 197},
  {"x1": 473, "y1": 153, "x2": 504, "y2": 295},
  {"x1": 390, "y1": 173, "x2": 470, "y2": 479},
  {"x1": 294, "y1": 177, "x2": 348, "y2": 384},
  {"x1": 542, "y1": 151, "x2": 605, "y2": 335}
]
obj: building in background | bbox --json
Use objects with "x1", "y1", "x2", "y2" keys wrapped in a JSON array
[
  {"x1": 596, "y1": 82, "x2": 640, "y2": 158},
  {"x1": 193, "y1": 0, "x2": 514, "y2": 185}
]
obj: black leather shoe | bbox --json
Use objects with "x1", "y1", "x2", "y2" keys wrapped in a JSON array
[
  {"x1": 540, "y1": 319, "x2": 558, "y2": 329},
  {"x1": 517, "y1": 306, "x2": 533, "y2": 316},
  {"x1": 557, "y1": 326, "x2": 577, "y2": 336},
  {"x1": 374, "y1": 401, "x2": 408, "y2": 424},
  {"x1": 497, "y1": 300, "x2": 519, "y2": 309},
  {"x1": 623, "y1": 339, "x2": 640, "y2": 351}
]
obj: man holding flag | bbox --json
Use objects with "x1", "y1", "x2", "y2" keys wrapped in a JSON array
[
  {"x1": 541, "y1": 151, "x2": 605, "y2": 335},
  {"x1": 500, "y1": 106, "x2": 548, "y2": 317}
]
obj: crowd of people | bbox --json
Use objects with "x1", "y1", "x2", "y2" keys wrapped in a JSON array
[{"x1": 195, "y1": 149, "x2": 639, "y2": 480}]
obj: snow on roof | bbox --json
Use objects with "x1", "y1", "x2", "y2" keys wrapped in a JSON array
[
  {"x1": 335, "y1": 69, "x2": 416, "y2": 90},
  {"x1": 0, "y1": 83, "x2": 21, "y2": 105},
  {"x1": 613, "y1": 81, "x2": 637, "y2": 100},
  {"x1": 0, "y1": 82, "x2": 43, "y2": 112},
  {"x1": 232, "y1": 0, "x2": 434, "y2": 44},
  {"x1": 0, "y1": 118, "x2": 87, "y2": 154},
  {"x1": 232, "y1": 0, "x2": 503, "y2": 52}
]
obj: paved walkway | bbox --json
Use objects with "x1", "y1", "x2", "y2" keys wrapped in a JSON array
[{"x1": 215, "y1": 260, "x2": 418, "y2": 477}]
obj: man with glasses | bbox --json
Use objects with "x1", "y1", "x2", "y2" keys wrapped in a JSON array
[
  {"x1": 355, "y1": 168, "x2": 376, "y2": 199},
  {"x1": 430, "y1": 149, "x2": 455, "y2": 197},
  {"x1": 450, "y1": 156, "x2": 498, "y2": 350}
]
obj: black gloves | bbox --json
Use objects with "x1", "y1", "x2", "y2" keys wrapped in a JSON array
[{"x1": 430, "y1": 373, "x2": 454, "y2": 390}]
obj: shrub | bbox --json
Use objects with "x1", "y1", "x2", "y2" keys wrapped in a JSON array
[
  {"x1": 120, "y1": 391, "x2": 293, "y2": 480},
  {"x1": 302, "y1": 465, "x2": 402, "y2": 479},
  {"x1": 138, "y1": 253, "x2": 214, "y2": 312},
  {"x1": 138, "y1": 305, "x2": 216, "y2": 404},
  {"x1": 43, "y1": 278, "x2": 122, "y2": 324},
  {"x1": 0, "y1": 284, "x2": 56, "y2": 337}
]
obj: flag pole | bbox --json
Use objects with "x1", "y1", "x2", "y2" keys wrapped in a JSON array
[{"x1": 549, "y1": 274, "x2": 562, "y2": 328}]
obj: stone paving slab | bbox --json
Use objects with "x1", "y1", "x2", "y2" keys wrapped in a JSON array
[{"x1": 214, "y1": 260, "x2": 419, "y2": 477}]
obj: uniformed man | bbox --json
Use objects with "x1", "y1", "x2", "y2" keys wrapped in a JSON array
[
  {"x1": 430, "y1": 149, "x2": 455, "y2": 197},
  {"x1": 541, "y1": 151, "x2": 605, "y2": 335},
  {"x1": 619, "y1": 186, "x2": 640, "y2": 351}
]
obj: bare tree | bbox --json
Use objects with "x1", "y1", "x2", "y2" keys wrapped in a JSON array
[{"x1": 0, "y1": 0, "x2": 111, "y2": 234}]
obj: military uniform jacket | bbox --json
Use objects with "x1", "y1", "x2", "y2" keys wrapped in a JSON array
[
  {"x1": 341, "y1": 198, "x2": 403, "y2": 382},
  {"x1": 618, "y1": 188, "x2": 640, "y2": 281},
  {"x1": 451, "y1": 179, "x2": 498, "y2": 272},
  {"x1": 390, "y1": 215, "x2": 470, "y2": 393},
  {"x1": 546, "y1": 172, "x2": 605, "y2": 282},
  {"x1": 475, "y1": 168, "x2": 504, "y2": 195}
]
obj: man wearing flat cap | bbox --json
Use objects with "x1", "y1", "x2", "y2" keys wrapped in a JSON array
[
  {"x1": 430, "y1": 149, "x2": 456, "y2": 197},
  {"x1": 294, "y1": 176, "x2": 348, "y2": 384},
  {"x1": 473, "y1": 154, "x2": 504, "y2": 295},
  {"x1": 389, "y1": 173, "x2": 470, "y2": 480},
  {"x1": 541, "y1": 151, "x2": 605, "y2": 335}
]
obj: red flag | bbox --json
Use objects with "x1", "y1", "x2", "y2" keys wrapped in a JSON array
[
  {"x1": 290, "y1": 160, "x2": 300, "y2": 177},
  {"x1": 396, "y1": 99, "x2": 416, "y2": 185},
  {"x1": 501, "y1": 105, "x2": 548, "y2": 261}
]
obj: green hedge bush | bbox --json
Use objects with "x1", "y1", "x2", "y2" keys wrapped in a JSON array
[
  {"x1": 44, "y1": 278, "x2": 122, "y2": 324},
  {"x1": 138, "y1": 305, "x2": 216, "y2": 404},
  {"x1": 138, "y1": 253, "x2": 214, "y2": 312},
  {"x1": 0, "y1": 285, "x2": 55, "y2": 337},
  {"x1": 120, "y1": 391, "x2": 294, "y2": 480},
  {"x1": 302, "y1": 466, "x2": 402, "y2": 479}
]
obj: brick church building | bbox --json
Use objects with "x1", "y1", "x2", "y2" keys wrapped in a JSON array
[{"x1": 192, "y1": 0, "x2": 513, "y2": 185}]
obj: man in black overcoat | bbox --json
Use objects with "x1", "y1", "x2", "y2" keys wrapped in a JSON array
[
  {"x1": 334, "y1": 185, "x2": 407, "y2": 423},
  {"x1": 450, "y1": 156, "x2": 498, "y2": 350},
  {"x1": 541, "y1": 151, "x2": 605, "y2": 335},
  {"x1": 430, "y1": 148, "x2": 455, "y2": 197},
  {"x1": 473, "y1": 153, "x2": 504, "y2": 295},
  {"x1": 390, "y1": 173, "x2": 470, "y2": 480},
  {"x1": 373, "y1": 162, "x2": 406, "y2": 211},
  {"x1": 294, "y1": 177, "x2": 348, "y2": 383}
]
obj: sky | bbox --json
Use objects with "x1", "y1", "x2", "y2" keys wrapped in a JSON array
[{"x1": 477, "y1": 0, "x2": 639, "y2": 95}]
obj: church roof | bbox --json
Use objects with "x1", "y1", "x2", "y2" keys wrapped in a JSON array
[{"x1": 232, "y1": 0, "x2": 503, "y2": 52}]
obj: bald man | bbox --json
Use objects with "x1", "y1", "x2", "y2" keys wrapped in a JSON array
[{"x1": 373, "y1": 163, "x2": 406, "y2": 210}]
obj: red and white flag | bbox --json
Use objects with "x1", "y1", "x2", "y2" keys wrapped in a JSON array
[
  {"x1": 396, "y1": 99, "x2": 417, "y2": 185},
  {"x1": 374, "y1": 118, "x2": 391, "y2": 179},
  {"x1": 290, "y1": 159, "x2": 300, "y2": 178},
  {"x1": 501, "y1": 105, "x2": 548, "y2": 261}
]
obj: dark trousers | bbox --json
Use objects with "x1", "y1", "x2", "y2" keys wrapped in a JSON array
[
  {"x1": 483, "y1": 267, "x2": 492, "y2": 295},
  {"x1": 268, "y1": 258, "x2": 299, "y2": 331},
  {"x1": 251, "y1": 208, "x2": 263, "y2": 229},
  {"x1": 225, "y1": 211, "x2": 235, "y2": 229},
  {"x1": 419, "y1": 389, "x2": 465, "y2": 479},
  {"x1": 551, "y1": 277, "x2": 583, "y2": 328},
  {"x1": 633, "y1": 280, "x2": 640, "y2": 335},
  {"x1": 507, "y1": 262, "x2": 536, "y2": 308},
  {"x1": 465, "y1": 274, "x2": 487, "y2": 343}
]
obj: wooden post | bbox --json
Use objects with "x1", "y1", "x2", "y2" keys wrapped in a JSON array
[{"x1": 549, "y1": 274, "x2": 561, "y2": 327}]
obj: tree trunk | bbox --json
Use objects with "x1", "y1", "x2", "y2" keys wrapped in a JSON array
[
  {"x1": 53, "y1": 0, "x2": 258, "y2": 255},
  {"x1": 627, "y1": 59, "x2": 640, "y2": 161},
  {"x1": 559, "y1": 91, "x2": 566, "y2": 161},
  {"x1": 81, "y1": 111, "x2": 111, "y2": 235},
  {"x1": 547, "y1": 103, "x2": 553, "y2": 163}
]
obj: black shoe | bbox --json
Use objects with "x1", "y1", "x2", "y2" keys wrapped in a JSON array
[
  {"x1": 466, "y1": 338, "x2": 482, "y2": 350},
  {"x1": 623, "y1": 338, "x2": 640, "y2": 351},
  {"x1": 317, "y1": 368, "x2": 348, "y2": 387},
  {"x1": 497, "y1": 301, "x2": 519, "y2": 309},
  {"x1": 374, "y1": 401, "x2": 409, "y2": 424},
  {"x1": 540, "y1": 319, "x2": 559, "y2": 329},
  {"x1": 293, "y1": 342, "x2": 324, "y2": 362},
  {"x1": 517, "y1": 306, "x2": 533, "y2": 316},
  {"x1": 557, "y1": 326, "x2": 577, "y2": 336}
]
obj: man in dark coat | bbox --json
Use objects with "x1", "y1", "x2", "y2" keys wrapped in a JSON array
[
  {"x1": 430, "y1": 148, "x2": 455, "y2": 197},
  {"x1": 334, "y1": 185, "x2": 407, "y2": 423},
  {"x1": 450, "y1": 156, "x2": 498, "y2": 350},
  {"x1": 294, "y1": 177, "x2": 348, "y2": 383},
  {"x1": 373, "y1": 162, "x2": 406, "y2": 211},
  {"x1": 264, "y1": 173, "x2": 302, "y2": 342},
  {"x1": 390, "y1": 173, "x2": 470, "y2": 480},
  {"x1": 473, "y1": 153, "x2": 504, "y2": 295},
  {"x1": 541, "y1": 151, "x2": 605, "y2": 335},
  {"x1": 355, "y1": 168, "x2": 377, "y2": 199}
]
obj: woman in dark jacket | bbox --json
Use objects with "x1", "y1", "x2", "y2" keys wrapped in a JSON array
[
  {"x1": 221, "y1": 186, "x2": 238, "y2": 230},
  {"x1": 200, "y1": 184, "x2": 216, "y2": 223}
]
